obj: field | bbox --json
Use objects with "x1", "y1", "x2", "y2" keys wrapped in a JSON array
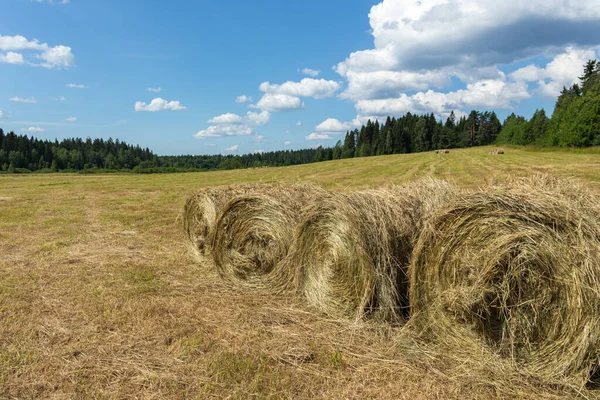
[{"x1": 2, "y1": 146, "x2": 600, "y2": 399}]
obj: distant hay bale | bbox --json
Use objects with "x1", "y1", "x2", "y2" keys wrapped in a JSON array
[
  {"x1": 182, "y1": 184, "x2": 268, "y2": 261},
  {"x1": 489, "y1": 148, "x2": 505, "y2": 155},
  {"x1": 410, "y1": 178, "x2": 600, "y2": 383},
  {"x1": 295, "y1": 179, "x2": 458, "y2": 322},
  {"x1": 444, "y1": 150, "x2": 450, "y2": 154},
  {"x1": 212, "y1": 184, "x2": 327, "y2": 293}
]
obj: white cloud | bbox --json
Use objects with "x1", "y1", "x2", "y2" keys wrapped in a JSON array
[
  {"x1": 306, "y1": 133, "x2": 332, "y2": 140},
  {"x1": 284, "y1": 141, "x2": 292, "y2": 145},
  {"x1": 252, "y1": 93, "x2": 304, "y2": 112},
  {"x1": 0, "y1": 35, "x2": 74, "y2": 68},
  {"x1": 10, "y1": 97, "x2": 37, "y2": 103},
  {"x1": 259, "y1": 78, "x2": 341, "y2": 99},
  {"x1": 296, "y1": 121, "x2": 302, "y2": 126},
  {"x1": 330, "y1": 0, "x2": 600, "y2": 117},
  {"x1": 510, "y1": 47, "x2": 598, "y2": 97},
  {"x1": 135, "y1": 98, "x2": 187, "y2": 112},
  {"x1": 315, "y1": 118, "x2": 351, "y2": 133},
  {"x1": 0, "y1": 52, "x2": 25, "y2": 64},
  {"x1": 236, "y1": 95, "x2": 252, "y2": 103},
  {"x1": 253, "y1": 135, "x2": 264, "y2": 142},
  {"x1": 197, "y1": 110, "x2": 270, "y2": 140},
  {"x1": 246, "y1": 110, "x2": 270, "y2": 125},
  {"x1": 209, "y1": 113, "x2": 244, "y2": 124},
  {"x1": 49, "y1": 96, "x2": 67, "y2": 101},
  {"x1": 66, "y1": 117, "x2": 77, "y2": 122},
  {"x1": 225, "y1": 145, "x2": 239, "y2": 152},
  {"x1": 301, "y1": 68, "x2": 320, "y2": 77},
  {"x1": 355, "y1": 79, "x2": 530, "y2": 118},
  {"x1": 22, "y1": 127, "x2": 45, "y2": 133},
  {"x1": 147, "y1": 87, "x2": 162, "y2": 93},
  {"x1": 67, "y1": 83, "x2": 87, "y2": 89},
  {"x1": 254, "y1": 149, "x2": 264, "y2": 154},
  {"x1": 194, "y1": 124, "x2": 253, "y2": 139}
]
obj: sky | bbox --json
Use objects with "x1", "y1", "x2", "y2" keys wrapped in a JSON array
[{"x1": 1, "y1": 0, "x2": 600, "y2": 155}]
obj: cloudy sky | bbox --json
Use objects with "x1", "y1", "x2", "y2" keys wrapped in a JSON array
[{"x1": 1, "y1": 0, "x2": 599, "y2": 155}]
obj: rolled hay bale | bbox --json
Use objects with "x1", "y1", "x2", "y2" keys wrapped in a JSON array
[
  {"x1": 182, "y1": 184, "x2": 270, "y2": 261},
  {"x1": 295, "y1": 179, "x2": 459, "y2": 322},
  {"x1": 444, "y1": 149, "x2": 450, "y2": 154},
  {"x1": 212, "y1": 184, "x2": 328, "y2": 293},
  {"x1": 409, "y1": 180, "x2": 600, "y2": 383}
]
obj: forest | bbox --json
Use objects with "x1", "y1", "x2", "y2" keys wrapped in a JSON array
[{"x1": 0, "y1": 60, "x2": 598, "y2": 174}]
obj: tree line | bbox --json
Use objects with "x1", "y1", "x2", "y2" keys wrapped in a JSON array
[{"x1": 1, "y1": 60, "x2": 598, "y2": 174}]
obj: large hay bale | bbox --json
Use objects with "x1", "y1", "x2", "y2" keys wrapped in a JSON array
[
  {"x1": 409, "y1": 178, "x2": 600, "y2": 383},
  {"x1": 212, "y1": 184, "x2": 327, "y2": 293},
  {"x1": 295, "y1": 179, "x2": 458, "y2": 322},
  {"x1": 182, "y1": 185, "x2": 267, "y2": 261}
]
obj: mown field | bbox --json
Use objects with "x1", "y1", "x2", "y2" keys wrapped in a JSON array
[{"x1": 2, "y1": 146, "x2": 600, "y2": 399}]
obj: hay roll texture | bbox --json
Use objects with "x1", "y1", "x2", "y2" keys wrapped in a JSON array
[
  {"x1": 212, "y1": 184, "x2": 327, "y2": 293},
  {"x1": 295, "y1": 179, "x2": 458, "y2": 322},
  {"x1": 182, "y1": 185, "x2": 267, "y2": 261},
  {"x1": 410, "y1": 179, "x2": 600, "y2": 383}
]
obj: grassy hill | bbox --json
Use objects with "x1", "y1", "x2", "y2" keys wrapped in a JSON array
[{"x1": 1, "y1": 146, "x2": 600, "y2": 399}]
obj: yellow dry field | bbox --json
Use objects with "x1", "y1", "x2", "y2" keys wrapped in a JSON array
[{"x1": 1, "y1": 146, "x2": 600, "y2": 399}]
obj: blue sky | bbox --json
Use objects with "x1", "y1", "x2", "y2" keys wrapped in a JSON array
[{"x1": 1, "y1": 0, "x2": 599, "y2": 155}]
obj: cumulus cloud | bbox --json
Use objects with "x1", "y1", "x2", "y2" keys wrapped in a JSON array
[
  {"x1": 196, "y1": 110, "x2": 270, "y2": 140},
  {"x1": 0, "y1": 52, "x2": 25, "y2": 64},
  {"x1": 331, "y1": 0, "x2": 600, "y2": 118},
  {"x1": 194, "y1": 124, "x2": 252, "y2": 139},
  {"x1": 246, "y1": 110, "x2": 270, "y2": 125},
  {"x1": 284, "y1": 141, "x2": 292, "y2": 145},
  {"x1": 147, "y1": 87, "x2": 162, "y2": 93},
  {"x1": 252, "y1": 93, "x2": 304, "y2": 112},
  {"x1": 135, "y1": 98, "x2": 187, "y2": 112},
  {"x1": 301, "y1": 68, "x2": 320, "y2": 77},
  {"x1": 355, "y1": 79, "x2": 531, "y2": 118},
  {"x1": 306, "y1": 133, "x2": 332, "y2": 140},
  {"x1": 67, "y1": 83, "x2": 87, "y2": 89},
  {"x1": 66, "y1": 117, "x2": 76, "y2": 122},
  {"x1": 510, "y1": 46, "x2": 598, "y2": 97},
  {"x1": 0, "y1": 35, "x2": 74, "y2": 69},
  {"x1": 259, "y1": 78, "x2": 341, "y2": 99},
  {"x1": 209, "y1": 113, "x2": 244, "y2": 124},
  {"x1": 10, "y1": 97, "x2": 37, "y2": 103},
  {"x1": 23, "y1": 127, "x2": 45, "y2": 133},
  {"x1": 315, "y1": 118, "x2": 351, "y2": 133},
  {"x1": 225, "y1": 144, "x2": 239, "y2": 152},
  {"x1": 338, "y1": 0, "x2": 600, "y2": 75},
  {"x1": 254, "y1": 149, "x2": 264, "y2": 154},
  {"x1": 236, "y1": 95, "x2": 252, "y2": 103}
]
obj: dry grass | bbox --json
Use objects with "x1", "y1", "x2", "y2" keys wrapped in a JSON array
[
  {"x1": 211, "y1": 184, "x2": 327, "y2": 293},
  {"x1": 294, "y1": 178, "x2": 457, "y2": 323},
  {"x1": 2, "y1": 147, "x2": 600, "y2": 399},
  {"x1": 410, "y1": 176, "x2": 600, "y2": 388}
]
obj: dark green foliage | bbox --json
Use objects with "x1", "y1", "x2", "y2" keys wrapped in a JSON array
[{"x1": 499, "y1": 59, "x2": 600, "y2": 147}]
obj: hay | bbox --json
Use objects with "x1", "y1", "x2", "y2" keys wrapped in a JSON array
[
  {"x1": 295, "y1": 179, "x2": 458, "y2": 322},
  {"x1": 409, "y1": 177, "x2": 600, "y2": 384},
  {"x1": 212, "y1": 184, "x2": 327, "y2": 293},
  {"x1": 182, "y1": 185, "x2": 267, "y2": 261},
  {"x1": 489, "y1": 148, "x2": 505, "y2": 155}
]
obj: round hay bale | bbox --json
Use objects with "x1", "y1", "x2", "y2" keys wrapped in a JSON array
[
  {"x1": 182, "y1": 184, "x2": 269, "y2": 261},
  {"x1": 295, "y1": 179, "x2": 458, "y2": 322},
  {"x1": 409, "y1": 180, "x2": 600, "y2": 383},
  {"x1": 444, "y1": 149, "x2": 450, "y2": 154},
  {"x1": 212, "y1": 184, "x2": 327, "y2": 293}
]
